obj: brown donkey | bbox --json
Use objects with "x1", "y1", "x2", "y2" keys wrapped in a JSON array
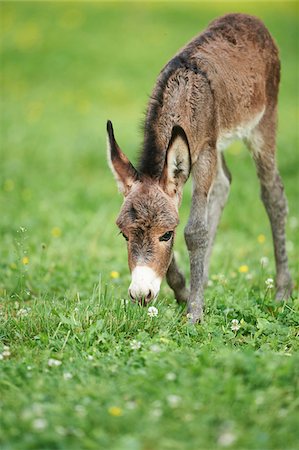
[{"x1": 107, "y1": 13, "x2": 292, "y2": 322}]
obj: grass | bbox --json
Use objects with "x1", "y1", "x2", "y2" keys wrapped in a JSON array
[{"x1": 0, "y1": 2, "x2": 299, "y2": 449}]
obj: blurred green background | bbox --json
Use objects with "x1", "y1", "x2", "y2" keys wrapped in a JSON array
[
  {"x1": 1, "y1": 1, "x2": 298, "y2": 293},
  {"x1": 1, "y1": 2, "x2": 298, "y2": 293},
  {"x1": 0, "y1": 2, "x2": 298, "y2": 449}
]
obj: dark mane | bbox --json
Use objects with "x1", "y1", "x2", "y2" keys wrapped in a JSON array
[{"x1": 138, "y1": 47, "x2": 211, "y2": 180}]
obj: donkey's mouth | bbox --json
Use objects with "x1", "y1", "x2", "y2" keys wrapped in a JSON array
[{"x1": 129, "y1": 289, "x2": 156, "y2": 306}]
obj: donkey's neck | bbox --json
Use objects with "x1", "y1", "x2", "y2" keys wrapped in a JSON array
[{"x1": 138, "y1": 54, "x2": 214, "y2": 179}]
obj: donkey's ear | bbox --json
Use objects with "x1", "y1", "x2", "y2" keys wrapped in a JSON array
[
  {"x1": 160, "y1": 126, "x2": 191, "y2": 204},
  {"x1": 107, "y1": 121, "x2": 139, "y2": 196}
]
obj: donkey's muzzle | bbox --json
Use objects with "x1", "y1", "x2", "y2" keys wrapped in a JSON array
[{"x1": 128, "y1": 265, "x2": 161, "y2": 305}]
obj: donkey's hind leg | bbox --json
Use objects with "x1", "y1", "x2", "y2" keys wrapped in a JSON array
[
  {"x1": 203, "y1": 154, "x2": 231, "y2": 284},
  {"x1": 246, "y1": 111, "x2": 292, "y2": 300}
]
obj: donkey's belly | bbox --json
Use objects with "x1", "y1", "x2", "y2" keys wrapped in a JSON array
[{"x1": 216, "y1": 108, "x2": 265, "y2": 152}]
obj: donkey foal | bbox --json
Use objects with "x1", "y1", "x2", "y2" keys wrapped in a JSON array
[{"x1": 107, "y1": 14, "x2": 292, "y2": 323}]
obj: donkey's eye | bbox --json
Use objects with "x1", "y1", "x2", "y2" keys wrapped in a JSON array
[
  {"x1": 121, "y1": 232, "x2": 129, "y2": 241},
  {"x1": 159, "y1": 231, "x2": 173, "y2": 242}
]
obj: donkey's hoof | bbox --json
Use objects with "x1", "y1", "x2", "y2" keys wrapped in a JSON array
[{"x1": 186, "y1": 308, "x2": 203, "y2": 324}]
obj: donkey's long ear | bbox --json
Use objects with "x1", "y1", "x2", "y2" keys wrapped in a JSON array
[
  {"x1": 107, "y1": 121, "x2": 139, "y2": 196},
  {"x1": 160, "y1": 126, "x2": 191, "y2": 205}
]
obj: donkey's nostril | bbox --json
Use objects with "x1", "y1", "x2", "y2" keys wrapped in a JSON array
[{"x1": 146, "y1": 290, "x2": 153, "y2": 301}]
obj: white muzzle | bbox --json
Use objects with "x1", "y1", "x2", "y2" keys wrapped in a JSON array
[{"x1": 128, "y1": 266, "x2": 162, "y2": 304}]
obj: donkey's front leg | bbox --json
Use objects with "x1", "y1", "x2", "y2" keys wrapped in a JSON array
[
  {"x1": 184, "y1": 150, "x2": 217, "y2": 323},
  {"x1": 166, "y1": 254, "x2": 189, "y2": 304}
]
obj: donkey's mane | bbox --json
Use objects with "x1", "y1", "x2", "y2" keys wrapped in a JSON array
[{"x1": 138, "y1": 54, "x2": 210, "y2": 179}]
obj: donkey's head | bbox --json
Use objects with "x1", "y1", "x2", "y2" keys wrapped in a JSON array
[{"x1": 107, "y1": 121, "x2": 191, "y2": 305}]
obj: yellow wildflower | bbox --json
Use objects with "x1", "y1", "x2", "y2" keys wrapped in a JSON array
[
  {"x1": 22, "y1": 256, "x2": 29, "y2": 265},
  {"x1": 51, "y1": 227, "x2": 62, "y2": 238},
  {"x1": 108, "y1": 406, "x2": 123, "y2": 417},
  {"x1": 257, "y1": 234, "x2": 266, "y2": 244},
  {"x1": 239, "y1": 265, "x2": 249, "y2": 273},
  {"x1": 110, "y1": 271, "x2": 120, "y2": 279}
]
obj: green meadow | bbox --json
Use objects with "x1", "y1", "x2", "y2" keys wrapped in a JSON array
[{"x1": 0, "y1": 2, "x2": 298, "y2": 449}]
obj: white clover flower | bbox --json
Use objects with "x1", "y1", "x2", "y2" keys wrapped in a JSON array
[
  {"x1": 150, "y1": 344, "x2": 161, "y2": 353},
  {"x1": 231, "y1": 319, "x2": 240, "y2": 332},
  {"x1": 126, "y1": 400, "x2": 137, "y2": 410},
  {"x1": 2, "y1": 349, "x2": 11, "y2": 358},
  {"x1": 265, "y1": 278, "x2": 274, "y2": 289},
  {"x1": 87, "y1": 355, "x2": 94, "y2": 361},
  {"x1": 167, "y1": 394, "x2": 181, "y2": 408},
  {"x1": 218, "y1": 431, "x2": 236, "y2": 447},
  {"x1": 166, "y1": 372, "x2": 176, "y2": 381},
  {"x1": 32, "y1": 418, "x2": 47, "y2": 431},
  {"x1": 260, "y1": 256, "x2": 269, "y2": 267},
  {"x1": 17, "y1": 307, "x2": 31, "y2": 317},
  {"x1": 151, "y1": 408, "x2": 162, "y2": 418},
  {"x1": 63, "y1": 372, "x2": 73, "y2": 380},
  {"x1": 48, "y1": 358, "x2": 62, "y2": 367},
  {"x1": 147, "y1": 306, "x2": 158, "y2": 317},
  {"x1": 130, "y1": 340, "x2": 142, "y2": 350}
]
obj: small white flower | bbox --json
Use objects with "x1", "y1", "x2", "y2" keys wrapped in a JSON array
[
  {"x1": 265, "y1": 278, "x2": 274, "y2": 289},
  {"x1": 63, "y1": 372, "x2": 73, "y2": 380},
  {"x1": 17, "y1": 307, "x2": 31, "y2": 317},
  {"x1": 260, "y1": 256, "x2": 269, "y2": 267},
  {"x1": 167, "y1": 394, "x2": 181, "y2": 408},
  {"x1": 231, "y1": 319, "x2": 240, "y2": 332},
  {"x1": 218, "y1": 431, "x2": 236, "y2": 447},
  {"x1": 32, "y1": 418, "x2": 47, "y2": 431},
  {"x1": 166, "y1": 372, "x2": 176, "y2": 381},
  {"x1": 130, "y1": 340, "x2": 142, "y2": 350},
  {"x1": 48, "y1": 358, "x2": 62, "y2": 367},
  {"x1": 150, "y1": 344, "x2": 161, "y2": 353},
  {"x1": 126, "y1": 400, "x2": 137, "y2": 410},
  {"x1": 147, "y1": 306, "x2": 158, "y2": 317},
  {"x1": 151, "y1": 408, "x2": 162, "y2": 418},
  {"x1": 2, "y1": 350, "x2": 11, "y2": 358},
  {"x1": 0, "y1": 354, "x2": 3, "y2": 360}
]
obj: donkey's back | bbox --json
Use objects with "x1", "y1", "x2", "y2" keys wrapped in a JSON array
[{"x1": 142, "y1": 13, "x2": 280, "y2": 172}]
